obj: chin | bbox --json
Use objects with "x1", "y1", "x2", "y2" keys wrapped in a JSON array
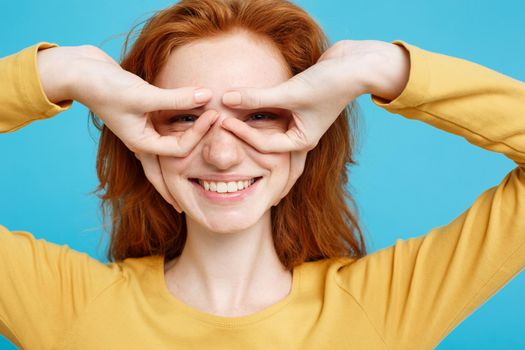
[
  {"x1": 205, "y1": 221, "x2": 255, "y2": 234},
  {"x1": 187, "y1": 207, "x2": 270, "y2": 234}
]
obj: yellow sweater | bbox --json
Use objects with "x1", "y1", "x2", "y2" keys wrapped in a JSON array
[{"x1": 0, "y1": 41, "x2": 524, "y2": 350}]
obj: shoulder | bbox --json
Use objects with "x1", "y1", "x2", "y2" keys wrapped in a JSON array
[{"x1": 296, "y1": 256, "x2": 358, "y2": 288}]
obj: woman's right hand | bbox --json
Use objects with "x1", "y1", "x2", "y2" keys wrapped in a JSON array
[
  {"x1": 36, "y1": 44, "x2": 219, "y2": 156},
  {"x1": 36, "y1": 45, "x2": 219, "y2": 211}
]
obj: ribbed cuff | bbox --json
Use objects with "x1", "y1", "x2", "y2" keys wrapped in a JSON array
[
  {"x1": 20, "y1": 42, "x2": 73, "y2": 117},
  {"x1": 0, "y1": 42, "x2": 73, "y2": 132}
]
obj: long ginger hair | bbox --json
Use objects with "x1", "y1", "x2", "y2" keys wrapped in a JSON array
[{"x1": 91, "y1": 0, "x2": 367, "y2": 270}]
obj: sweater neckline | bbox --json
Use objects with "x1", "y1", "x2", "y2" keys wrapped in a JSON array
[{"x1": 154, "y1": 255, "x2": 301, "y2": 327}]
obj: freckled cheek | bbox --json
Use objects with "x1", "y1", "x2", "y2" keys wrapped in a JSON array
[{"x1": 250, "y1": 151, "x2": 290, "y2": 181}]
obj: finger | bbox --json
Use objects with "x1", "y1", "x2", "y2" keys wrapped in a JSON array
[
  {"x1": 136, "y1": 110, "x2": 218, "y2": 157},
  {"x1": 141, "y1": 85, "x2": 213, "y2": 112},
  {"x1": 221, "y1": 117, "x2": 299, "y2": 153},
  {"x1": 177, "y1": 110, "x2": 219, "y2": 152},
  {"x1": 222, "y1": 84, "x2": 293, "y2": 110},
  {"x1": 136, "y1": 152, "x2": 183, "y2": 213},
  {"x1": 131, "y1": 135, "x2": 182, "y2": 157},
  {"x1": 128, "y1": 117, "x2": 179, "y2": 156}
]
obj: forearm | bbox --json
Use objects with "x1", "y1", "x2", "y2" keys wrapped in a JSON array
[{"x1": 370, "y1": 40, "x2": 525, "y2": 166}]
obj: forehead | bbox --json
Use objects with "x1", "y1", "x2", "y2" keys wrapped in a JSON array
[{"x1": 153, "y1": 31, "x2": 292, "y2": 92}]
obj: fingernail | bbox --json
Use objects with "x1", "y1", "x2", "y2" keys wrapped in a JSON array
[
  {"x1": 194, "y1": 89, "x2": 212, "y2": 103},
  {"x1": 223, "y1": 91, "x2": 242, "y2": 106}
]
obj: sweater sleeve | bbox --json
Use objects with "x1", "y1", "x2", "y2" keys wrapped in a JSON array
[
  {"x1": 0, "y1": 44, "x2": 117, "y2": 348},
  {"x1": 0, "y1": 226, "x2": 123, "y2": 349},
  {"x1": 0, "y1": 42, "x2": 73, "y2": 133},
  {"x1": 336, "y1": 41, "x2": 525, "y2": 349}
]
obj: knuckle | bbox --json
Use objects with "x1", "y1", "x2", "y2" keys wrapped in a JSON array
[
  {"x1": 172, "y1": 92, "x2": 186, "y2": 109},
  {"x1": 125, "y1": 83, "x2": 154, "y2": 110},
  {"x1": 291, "y1": 129, "x2": 313, "y2": 150},
  {"x1": 246, "y1": 91, "x2": 262, "y2": 108}
]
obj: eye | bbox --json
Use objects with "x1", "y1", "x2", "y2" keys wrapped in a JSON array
[
  {"x1": 244, "y1": 111, "x2": 289, "y2": 132},
  {"x1": 247, "y1": 112, "x2": 277, "y2": 122},
  {"x1": 168, "y1": 114, "x2": 197, "y2": 124},
  {"x1": 157, "y1": 114, "x2": 198, "y2": 134}
]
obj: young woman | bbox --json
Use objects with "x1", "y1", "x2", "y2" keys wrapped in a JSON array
[{"x1": 1, "y1": 0, "x2": 523, "y2": 348}]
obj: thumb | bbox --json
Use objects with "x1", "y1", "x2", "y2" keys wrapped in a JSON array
[
  {"x1": 222, "y1": 83, "x2": 294, "y2": 110},
  {"x1": 139, "y1": 85, "x2": 213, "y2": 112}
]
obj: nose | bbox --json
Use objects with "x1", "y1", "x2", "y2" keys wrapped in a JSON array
[{"x1": 201, "y1": 114, "x2": 246, "y2": 170}]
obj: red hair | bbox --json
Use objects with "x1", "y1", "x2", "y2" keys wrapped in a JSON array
[{"x1": 91, "y1": 0, "x2": 367, "y2": 270}]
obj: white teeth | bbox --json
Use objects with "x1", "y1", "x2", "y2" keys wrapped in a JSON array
[
  {"x1": 217, "y1": 182, "x2": 228, "y2": 193},
  {"x1": 197, "y1": 178, "x2": 258, "y2": 193},
  {"x1": 227, "y1": 182, "x2": 237, "y2": 192}
]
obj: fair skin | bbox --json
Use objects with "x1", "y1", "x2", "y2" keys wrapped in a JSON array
[
  {"x1": 37, "y1": 32, "x2": 409, "y2": 317},
  {"x1": 152, "y1": 32, "x2": 295, "y2": 316}
]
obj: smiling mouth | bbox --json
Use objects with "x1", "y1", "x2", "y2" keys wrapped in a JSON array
[{"x1": 189, "y1": 177, "x2": 262, "y2": 193}]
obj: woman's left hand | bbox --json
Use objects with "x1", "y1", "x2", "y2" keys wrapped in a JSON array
[{"x1": 221, "y1": 39, "x2": 410, "y2": 202}]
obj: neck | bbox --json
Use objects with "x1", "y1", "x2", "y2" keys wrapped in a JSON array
[{"x1": 164, "y1": 210, "x2": 292, "y2": 317}]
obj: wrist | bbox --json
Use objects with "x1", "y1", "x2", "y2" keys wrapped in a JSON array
[
  {"x1": 36, "y1": 45, "x2": 108, "y2": 104},
  {"x1": 37, "y1": 46, "x2": 78, "y2": 104},
  {"x1": 365, "y1": 43, "x2": 411, "y2": 101}
]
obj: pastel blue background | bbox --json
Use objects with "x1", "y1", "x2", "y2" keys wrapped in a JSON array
[{"x1": 1, "y1": 0, "x2": 523, "y2": 348}]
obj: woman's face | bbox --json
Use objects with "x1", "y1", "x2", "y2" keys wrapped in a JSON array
[{"x1": 152, "y1": 31, "x2": 294, "y2": 233}]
